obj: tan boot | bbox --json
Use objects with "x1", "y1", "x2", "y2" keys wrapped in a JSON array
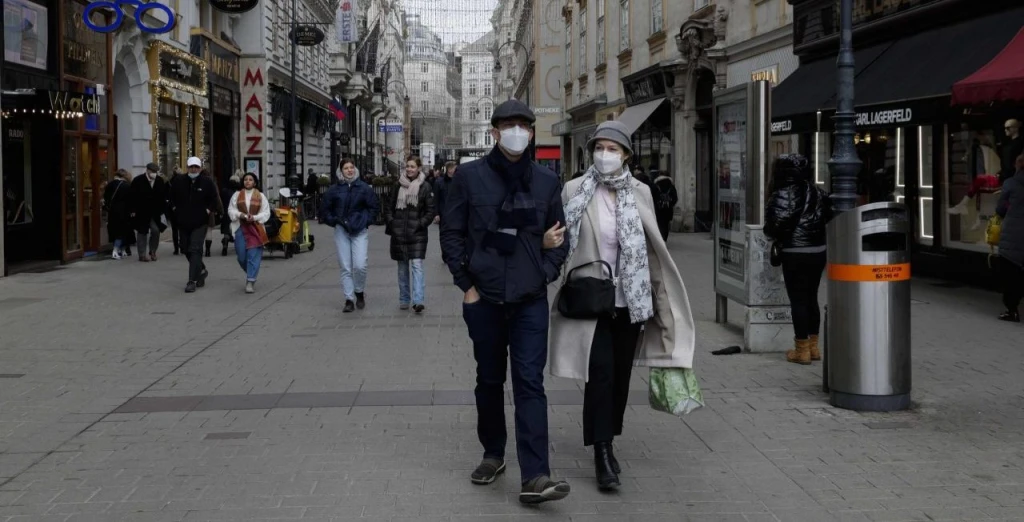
[
  {"x1": 786, "y1": 338, "x2": 812, "y2": 365},
  {"x1": 808, "y1": 334, "x2": 821, "y2": 361}
]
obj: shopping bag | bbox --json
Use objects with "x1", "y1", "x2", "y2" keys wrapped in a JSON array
[{"x1": 648, "y1": 367, "x2": 704, "y2": 416}]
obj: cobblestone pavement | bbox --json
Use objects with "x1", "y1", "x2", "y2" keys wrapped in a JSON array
[{"x1": 1, "y1": 224, "x2": 1023, "y2": 522}]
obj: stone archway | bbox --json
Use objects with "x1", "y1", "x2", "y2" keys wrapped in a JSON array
[
  {"x1": 111, "y1": 32, "x2": 152, "y2": 175},
  {"x1": 670, "y1": 6, "x2": 729, "y2": 232}
]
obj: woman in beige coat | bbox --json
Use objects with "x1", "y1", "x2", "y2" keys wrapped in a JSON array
[{"x1": 546, "y1": 120, "x2": 696, "y2": 492}]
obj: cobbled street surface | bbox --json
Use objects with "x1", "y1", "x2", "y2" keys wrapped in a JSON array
[{"x1": 2, "y1": 225, "x2": 1023, "y2": 522}]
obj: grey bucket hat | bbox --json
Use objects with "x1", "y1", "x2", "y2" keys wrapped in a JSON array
[{"x1": 586, "y1": 120, "x2": 634, "y2": 156}]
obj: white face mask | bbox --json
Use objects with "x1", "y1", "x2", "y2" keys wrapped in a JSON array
[
  {"x1": 498, "y1": 126, "x2": 531, "y2": 155},
  {"x1": 593, "y1": 150, "x2": 624, "y2": 175}
]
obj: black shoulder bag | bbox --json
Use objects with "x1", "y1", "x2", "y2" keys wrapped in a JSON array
[{"x1": 556, "y1": 250, "x2": 620, "y2": 319}]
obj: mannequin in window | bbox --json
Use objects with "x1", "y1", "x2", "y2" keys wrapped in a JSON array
[
  {"x1": 950, "y1": 132, "x2": 1006, "y2": 215},
  {"x1": 1001, "y1": 119, "x2": 1024, "y2": 184}
]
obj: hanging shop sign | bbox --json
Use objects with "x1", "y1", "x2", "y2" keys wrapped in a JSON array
[
  {"x1": 209, "y1": 0, "x2": 259, "y2": 14},
  {"x1": 290, "y1": 25, "x2": 325, "y2": 47},
  {"x1": 83, "y1": 0, "x2": 175, "y2": 34},
  {"x1": 336, "y1": 0, "x2": 359, "y2": 43},
  {"x1": 623, "y1": 71, "x2": 668, "y2": 106}
]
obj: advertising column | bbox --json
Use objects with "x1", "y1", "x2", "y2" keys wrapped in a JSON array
[{"x1": 239, "y1": 60, "x2": 269, "y2": 193}]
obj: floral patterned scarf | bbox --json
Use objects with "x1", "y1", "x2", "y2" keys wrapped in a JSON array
[{"x1": 564, "y1": 165, "x2": 654, "y2": 324}]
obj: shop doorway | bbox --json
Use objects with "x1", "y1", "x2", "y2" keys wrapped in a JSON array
[{"x1": 212, "y1": 112, "x2": 236, "y2": 184}]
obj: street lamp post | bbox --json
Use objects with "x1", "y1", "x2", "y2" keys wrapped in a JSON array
[
  {"x1": 826, "y1": 0, "x2": 861, "y2": 212},
  {"x1": 492, "y1": 41, "x2": 530, "y2": 100},
  {"x1": 287, "y1": 0, "x2": 299, "y2": 192}
]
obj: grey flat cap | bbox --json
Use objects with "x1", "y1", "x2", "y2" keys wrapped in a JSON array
[
  {"x1": 586, "y1": 120, "x2": 634, "y2": 156},
  {"x1": 490, "y1": 99, "x2": 536, "y2": 127},
  {"x1": 146, "y1": 162, "x2": 160, "y2": 172}
]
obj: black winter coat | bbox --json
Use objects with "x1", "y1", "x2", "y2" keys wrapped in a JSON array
[
  {"x1": 167, "y1": 174, "x2": 220, "y2": 230},
  {"x1": 103, "y1": 178, "x2": 132, "y2": 241},
  {"x1": 129, "y1": 175, "x2": 168, "y2": 232},
  {"x1": 764, "y1": 180, "x2": 832, "y2": 249},
  {"x1": 384, "y1": 182, "x2": 436, "y2": 261}
]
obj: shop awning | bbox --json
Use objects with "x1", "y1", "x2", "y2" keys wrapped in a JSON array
[
  {"x1": 836, "y1": 7, "x2": 1024, "y2": 111},
  {"x1": 617, "y1": 98, "x2": 665, "y2": 133},
  {"x1": 952, "y1": 26, "x2": 1024, "y2": 106},
  {"x1": 769, "y1": 43, "x2": 891, "y2": 132}
]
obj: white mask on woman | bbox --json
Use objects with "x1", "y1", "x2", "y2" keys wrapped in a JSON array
[{"x1": 593, "y1": 150, "x2": 624, "y2": 175}]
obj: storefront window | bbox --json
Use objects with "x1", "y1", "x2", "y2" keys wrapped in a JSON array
[
  {"x1": 944, "y1": 122, "x2": 1005, "y2": 252},
  {"x1": 813, "y1": 132, "x2": 832, "y2": 189},
  {"x1": 916, "y1": 126, "x2": 934, "y2": 244},
  {"x1": 63, "y1": 3, "x2": 108, "y2": 84},
  {"x1": 853, "y1": 127, "x2": 903, "y2": 204},
  {"x1": 4, "y1": 122, "x2": 32, "y2": 225},
  {"x1": 158, "y1": 102, "x2": 181, "y2": 178},
  {"x1": 64, "y1": 137, "x2": 81, "y2": 252}
]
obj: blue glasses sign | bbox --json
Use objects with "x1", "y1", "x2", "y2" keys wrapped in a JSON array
[{"x1": 83, "y1": 0, "x2": 176, "y2": 34}]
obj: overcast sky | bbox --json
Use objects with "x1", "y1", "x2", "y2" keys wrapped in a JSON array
[{"x1": 400, "y1": 0, "x2": 498, "y2": 45}]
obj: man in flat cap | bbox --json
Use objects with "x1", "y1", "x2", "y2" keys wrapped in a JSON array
[
  {"x1": 440, "y1": 99, "x2": 571, "y2": 504},
  {"x1": 129, "y1": 162, "x2": 169, "y2": 262}
]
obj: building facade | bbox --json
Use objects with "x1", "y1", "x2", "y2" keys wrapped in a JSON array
[
  {"x1": 460, "y1": 32, "x2": 495, "y2": 154},
  {"x1": 404, "y1": 13, "x2": 457, "y2": 162}
]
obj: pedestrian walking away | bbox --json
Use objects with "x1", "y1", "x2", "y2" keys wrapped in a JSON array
[
  {"x1": 434, "y1": 160, "x2": 457, "y2": 226},
  {"x1": 228, "y1": 172, "x2": 271, "y2": 294},
  {"x1": 652, "y1": 170, "x2": 678, "y2": 241},
  {"x1": 548, "y1": 120, "x2": 696, "y2": 492},
  {"x1": 321, "y1": 157, "x2": 380, "y2": 313},
  {"x1": 384, "y1": 156, "x2": 436, "y2": 313},
  {"x1": 168, "y1": 157, "x2": 220, "y2": 293},
  {"x1": 129, "y1": 162, "x2": 168, "y2": 262},
  {"x1": 103, "y1": 169, "x2": 132, "y2": 259},
  {"x1": 202, "y1": 168, "x2": 224, "y2": 257},
  {"x1": 764, "y1": 154, "x2": 834, "y2": 363},
  {"x1": 440, "y1": 99, "x2": 571, "y2": 504},
  {"x1": 220, "y1": 170, "x2": 243, "y2": 256},
  {"x1": 167, "y1": 167, "x2": 185, "y2": 255},
  {"x1": 996, "y1": 154, "x2": 1024, "y2": 322}
]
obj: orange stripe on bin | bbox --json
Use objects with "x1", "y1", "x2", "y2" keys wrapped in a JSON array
[{"x1": 827, "y1": 263, "x2": 911, "y2": 282}]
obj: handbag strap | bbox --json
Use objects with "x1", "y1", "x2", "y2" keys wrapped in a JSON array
[{"x1": 562, "y1": 246, "x2": 622, "y2": 286}]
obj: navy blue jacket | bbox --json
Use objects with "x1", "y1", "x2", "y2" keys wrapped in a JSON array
[
  {"x1": 440, "y1": 155, "x2": 569, "y2": 304},
  {"x1": 434, "y1": 175, "x2": 454, "y2": 221},
  {"x1": 320, "y1": 179, "x2": 380, "y2": 234},
  {"x1": 167, "y1": 174, "x2": 219, "y2": 230}
]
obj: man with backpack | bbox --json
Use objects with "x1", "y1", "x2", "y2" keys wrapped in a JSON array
[{"x1": 651, "y1": 169, "x2": 678, "y2": 241}]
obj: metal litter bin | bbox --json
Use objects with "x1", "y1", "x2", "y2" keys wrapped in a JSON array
[{"x1": 825, "y1": 202, "x2": 911, "y2": 411}]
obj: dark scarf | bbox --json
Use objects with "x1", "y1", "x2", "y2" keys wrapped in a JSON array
[{"x1": 483, "y1": 146, "x2": 537, "y2": 256}]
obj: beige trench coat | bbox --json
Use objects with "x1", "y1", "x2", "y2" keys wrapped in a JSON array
[{"x1": 548, "y1": 177, "x2": 696, "y2": 382}]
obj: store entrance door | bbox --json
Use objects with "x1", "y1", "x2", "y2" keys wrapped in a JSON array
[{"x1": 79, "y1": 137, "x2": 111, "y2": 255}]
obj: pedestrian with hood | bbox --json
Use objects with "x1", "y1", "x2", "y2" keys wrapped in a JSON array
[
  {"x1": 129, "y1": 162, "x2": 168, "y2": 262},
  {"x1": 321, "y1": 157, "x2": 380, "y2": 313},
  {"x1": 228, "y1": 172, "x2": 271, "y2": 294},
  {"x1": 103, "y1": 169, "x2": 133, "y2": 259},
  {"x1": 996, "y1": 154, "x2": 1024, "y2": 322},
  {"x1": 168, "y1": 157, "x2": 219, "y2": 293},
  {"x1": 383, "y1": 156, "x2": 436, "y2": 313},
  {"x1": 440, "y1": 99, "x2": 572, "y2": 504},
  {"x1": 651, "y1": 169, "x2": 678, "y2": 241},
  {"x1": 548, "y1": 120, "x2": 696, "y2": 492}
]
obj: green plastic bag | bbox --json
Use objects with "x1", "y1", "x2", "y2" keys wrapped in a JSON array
[{"x1": 648, "y1": 367, "x2": 704, "y2": 416}]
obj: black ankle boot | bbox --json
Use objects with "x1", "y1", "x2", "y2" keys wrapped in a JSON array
[
  {"x1": 221, "y1": 237, "x2": 229, "y2": 256},
  {"x1": 607, "y1": 444, "x2": 621, "y2": 474},
  {"x1": 204, "y1": 240, "x2": 212, "y2": 257},
  {"x1": 594, "y1": 442, "x2": 620, "y2": 491}
]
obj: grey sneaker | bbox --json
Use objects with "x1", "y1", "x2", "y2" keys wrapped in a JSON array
[
  {"x1": 245, "y1": 281, "x2": 255, "y2": 294},
  {"x1": 519, "y1": 475, "x2": 570, "y2": 504},
  {"x1": 470, "y1": 458, "x2": 505, "y2": 485}
]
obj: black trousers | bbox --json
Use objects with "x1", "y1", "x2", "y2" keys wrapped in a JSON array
[
  {"x1": 1002, "y1": 257, "x2": 1024, "y2": 313},
  {"x1": 178, "y1": 227, "x2": 207, "y2": 282},
  {"x1": 583, "y1": 309, "x2": 642, "y2": 447},
  {"x1": 656, "y1": 212, "x2": 672, "y2": 241},
  {"x1": 781, "y1": 251, "x2": 827, "y2": 339},
  {"x1": 169, "y1": 215, "x2": 180, "y2": 251}
]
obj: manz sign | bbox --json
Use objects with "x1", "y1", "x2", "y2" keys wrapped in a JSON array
[{"x1": 243, "y1": 67, "x2": 265, "y2": 155}]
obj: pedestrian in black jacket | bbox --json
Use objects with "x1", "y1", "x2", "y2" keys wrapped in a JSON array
[
  {"x1": 440, "y1": 99, "x2": 571, "y2": 504},
  {"x1": 433, "y1": 161, "x2": 457, "y2": 223},
  {"x1": 129, "y1": 162, "x2": 168, "y2": 262},
  {"x1": 103, "y1": 170, "x2": 132, "y2": 259},
  {"x1": 168, "y1": 157, "x2": 219, "y2": 293},
  {"x1": 384, "y1": 156, "x2": 436, "y2": 313},
  {"x1": 166, "y1": 168, "x2": 186, "y2": 255},
  {"x1": 651, "y1": 170, "x2": 678, "y2": 241},
  {"x1": 764, "y1": 154, "x2": 833, "y2": 365}
]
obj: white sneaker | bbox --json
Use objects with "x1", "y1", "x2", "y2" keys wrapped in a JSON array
[{"x1": 111, "y1": 250, "x2": 123, "y2": 260}]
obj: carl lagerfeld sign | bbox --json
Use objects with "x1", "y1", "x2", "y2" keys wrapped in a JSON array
[{"x1": 336, "y1": 0, "x2": 358, "y2": 43}]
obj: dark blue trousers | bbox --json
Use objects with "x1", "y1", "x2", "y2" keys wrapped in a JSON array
[{"x1": 463, "y1": 296, "x2": 550, "y2": 484}]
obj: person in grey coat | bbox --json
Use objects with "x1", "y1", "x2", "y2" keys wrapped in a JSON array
[{"x1": 996, "y1": 154, "x2": 1024, "y2": 322}]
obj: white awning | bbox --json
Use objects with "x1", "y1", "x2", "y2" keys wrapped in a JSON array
[{"x1": 616, "y1": 98, "x2": 666, "y2": 133}]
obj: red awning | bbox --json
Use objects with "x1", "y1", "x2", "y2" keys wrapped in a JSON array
[
  {"x1": 536, "y1": 146, "x2": 560, "y2": 160},
  {"x1": 952, "y1": 27, "x2": 1024, "y2": 106}
]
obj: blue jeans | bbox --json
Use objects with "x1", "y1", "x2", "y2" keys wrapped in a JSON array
[
  {"x1": 234, "y1": 228, "x2": 263, "y2": 282},
  {"x1": 397, "y1": 259, "x2": 425, "y2": 306},
  {"x1": 334, "y1": 226, "x2": 369, "y2": 301},
  {"x1": 463, "y1": 296, "x2": 551, "y2": 484}
]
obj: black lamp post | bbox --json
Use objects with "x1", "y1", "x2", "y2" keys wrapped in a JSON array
[
  {"x1": 283, "y1": 5, "x2": 328, "y2": 193},
  {"x1": 492, "y1": 41, "x2": 530, "y2": 100},
  {"x1": 826, "y1": 0, "x2": 861, "y2": 212}
]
